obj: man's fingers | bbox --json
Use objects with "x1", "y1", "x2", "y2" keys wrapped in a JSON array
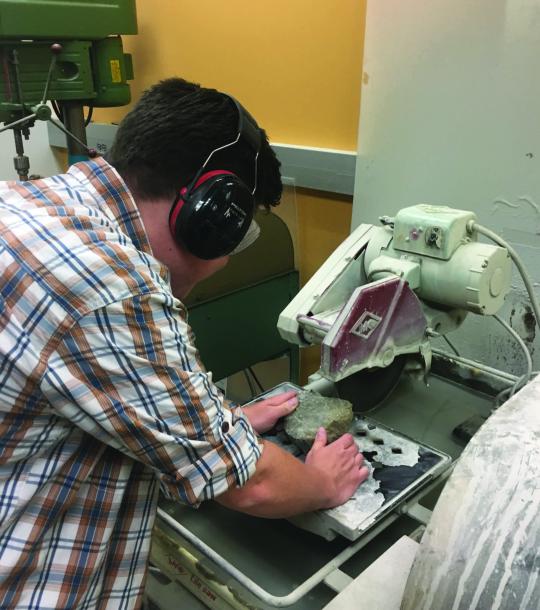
[
  {"x1": 284, "y1": 397, "x2": 298, "y2": 414},
  {"x1": 358, "y1": 466, "x2": 370, "y2": 482},
  {"x1": 257, "y1": 392, "x2": 298, "y2": 416},
  {"x1": 270, "y1": 397, "x2": 298, "y2": 418},
  {"x1": 334, "y1": 433, "x2": 355, "y2": 448},
  {"x1": 262, "y1": 391, "x2": 297, "y2": 406}
]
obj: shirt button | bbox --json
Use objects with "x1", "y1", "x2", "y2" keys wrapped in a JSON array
[{"x1": 221, "y1": 422, "x2": 230, "y2": 434}]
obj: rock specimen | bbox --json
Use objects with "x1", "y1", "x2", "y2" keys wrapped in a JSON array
[{"x1": 284, "y1": 391, "x2": 354, "y2": 451}]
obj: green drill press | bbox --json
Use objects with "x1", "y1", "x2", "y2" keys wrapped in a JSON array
[{"x1": 0, "y1": 0, "x2": 137, "y2": 178}]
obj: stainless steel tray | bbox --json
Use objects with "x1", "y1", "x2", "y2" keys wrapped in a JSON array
[{"x1": 252, "y1": 383, "x2": 452, "y2": 541}]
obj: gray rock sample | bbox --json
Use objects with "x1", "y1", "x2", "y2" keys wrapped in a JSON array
[{"x1": 284, "y1": 391, "x2": 354, "y2": 451}]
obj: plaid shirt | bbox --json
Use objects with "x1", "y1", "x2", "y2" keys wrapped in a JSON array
[{"x1": 0, "y1": 158, "x2": 261, "y2": 609}]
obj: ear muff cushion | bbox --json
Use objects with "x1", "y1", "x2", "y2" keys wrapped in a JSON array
[{"x1": 171, "y1": 172, "x2": 254, "y2": 259}]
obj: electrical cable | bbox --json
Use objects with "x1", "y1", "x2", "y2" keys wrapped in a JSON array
[
  {"x1": 426, "y1": 329, "x2": 461, "y2": 357},
  {"x1": 84, "y1": 105, "x2": 94, "y2": 127},
  {"x1": 247, "y1": 366, "x2": 265, "y2": 394},
  {"x1": 51, "y1": 100, "x2": 63, "y2": 122},
  {"x1": 469, "y1": 222, "x2": 540, "y2": 333},
  {"x1": 468, "y1": 221, "x2": 540, "y2": 404},
  {"x1": 242, "y1": 369, "x2": 257, "y2": 399},
  {"x1": 442, "y1": 335, "x2": 460, "y2": 357},
  {"x1": 493, "y1": 314, "x2": 533, "y2": 406}
]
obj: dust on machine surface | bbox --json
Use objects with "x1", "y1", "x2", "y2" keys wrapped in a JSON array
[{"x1": 153, "y1": 203, "x2": 537, "y2": 609}]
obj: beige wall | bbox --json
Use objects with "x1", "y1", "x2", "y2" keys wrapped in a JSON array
[{"x1": 95, "y1": 0, "x2": 367, "y2": 381}]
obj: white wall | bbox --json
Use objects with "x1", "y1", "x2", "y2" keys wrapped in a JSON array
[{"x1": 353, "y1": 0, "x2": 540, "y2": 375}]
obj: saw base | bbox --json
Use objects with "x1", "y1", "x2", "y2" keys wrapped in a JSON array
[{"x1": 256, "y1": 382, "x2": 451, "y2": 540}]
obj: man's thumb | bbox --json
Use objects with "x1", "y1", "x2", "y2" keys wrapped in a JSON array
[{"x1": 311, "y1": 427, "x2": 328, "y2": 450}]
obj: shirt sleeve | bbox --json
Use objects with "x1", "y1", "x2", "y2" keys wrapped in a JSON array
[{"x1": 39, "y1": 291, "x2": 262, "y2": 506}]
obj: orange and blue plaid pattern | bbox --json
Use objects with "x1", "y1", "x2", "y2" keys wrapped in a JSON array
[{"x1": 0, "y1": 158, "x2": 261, "y2": 609}]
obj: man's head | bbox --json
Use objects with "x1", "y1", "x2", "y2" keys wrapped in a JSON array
[
  {"x1": 108, "y1": 76, "x2": 281, "y2": 217},
  {"x1": 107, "y1": 77, "x2": 282, "y2": 296}
]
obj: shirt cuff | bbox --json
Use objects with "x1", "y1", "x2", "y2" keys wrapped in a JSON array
[{"x1": 160, "y1": 407, "x2": 262, "y2": 507}]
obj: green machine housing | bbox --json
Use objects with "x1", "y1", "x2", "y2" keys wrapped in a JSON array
[{"x1": 0, "y1": 0, "x2": 137, "y2": 124}]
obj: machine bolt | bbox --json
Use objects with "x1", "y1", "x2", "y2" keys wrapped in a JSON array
[
  {"x1": 382, "y1": 348, "x2": 394, "y2": 367},
  {"x1": 31, "y1": 103, "x2": 52, "y2": 122}
]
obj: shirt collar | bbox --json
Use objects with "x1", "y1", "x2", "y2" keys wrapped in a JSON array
[{"x1": 67, "y1": 156, "x2": 153, "y2": 255}]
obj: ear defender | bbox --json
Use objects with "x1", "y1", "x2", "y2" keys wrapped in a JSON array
[
  {"x1": 169, "y1": 169, "x2": 254, "y2": 260},
  {"x1": 168, "y1": 95, "x2": 262, "y2": 260}
]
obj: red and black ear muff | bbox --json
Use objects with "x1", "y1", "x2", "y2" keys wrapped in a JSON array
[
  {"x1": 168, "y1": 94, "x2": 262, "y2": 260},
  {"x1": 168, "y1": 169, "x2": 254, "y2": 260}
]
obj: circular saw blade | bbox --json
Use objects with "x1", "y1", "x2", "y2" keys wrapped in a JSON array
[{"x1": 335, "y1": 355, "x2": 407, "y2": 412}]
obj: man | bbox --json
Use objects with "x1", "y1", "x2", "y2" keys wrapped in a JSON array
[{"x1": 0, "y1": 78, "x2": 368, "y2": 609}]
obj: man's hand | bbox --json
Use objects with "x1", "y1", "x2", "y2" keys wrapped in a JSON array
[
  {"x1": 242, "y1": 390, "x2": 298, "y2": 434},
  {"x1": 218, "y1": 398, "x2": 369, "y2": 518},
  {"x1": 217, "y1": 430, "x2": 369, "y2": 518},
  {"x1": 305, "y1": 427, "x2": 369, "y2": 508}
]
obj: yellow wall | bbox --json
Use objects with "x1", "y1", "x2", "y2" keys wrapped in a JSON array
[
  {"x1": 96, "y1": 0, "x2": 365, "y2": 149},
  {"x1": 95, "y1": 0, "x2": 367, "y2": 382}
]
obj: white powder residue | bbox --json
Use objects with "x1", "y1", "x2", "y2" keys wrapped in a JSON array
[
  {"x1": 261, "y1": 394, "x2": 422, "y2": 536},
  {"x1": 326, "y1": 461, "x2": 385, "y2": 529},
  {"x1": 353, "y1": 419, "x2": 420, "y2": 467},
  {"x1": 324, "y1": 419, "x2": 420, "y2": 531}
]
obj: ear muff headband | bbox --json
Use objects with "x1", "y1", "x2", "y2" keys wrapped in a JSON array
[
  {"x1": 184, "y1": 96, "x2": 261, "y2": 196},
  {"x1": 169, "y1": 95, "x2": 262, "y2": 259}
]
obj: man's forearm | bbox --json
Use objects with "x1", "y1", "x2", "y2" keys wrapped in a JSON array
[{"x1": 216, "y1": 440, "x2": 331, "y2": 518}]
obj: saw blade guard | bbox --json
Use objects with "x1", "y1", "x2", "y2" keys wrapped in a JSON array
[{"x1": 320, "y1": 276, "x2": 430, "y2": 382}]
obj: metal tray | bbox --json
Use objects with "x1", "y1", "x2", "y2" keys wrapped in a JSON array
[{"x1": 251, "y1": 382, "x2": 452, "y2": 540}]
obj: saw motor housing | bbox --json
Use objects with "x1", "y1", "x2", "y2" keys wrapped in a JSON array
[{"x1": 278, "y1": 204, "x2": 512, "y2": 383}]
